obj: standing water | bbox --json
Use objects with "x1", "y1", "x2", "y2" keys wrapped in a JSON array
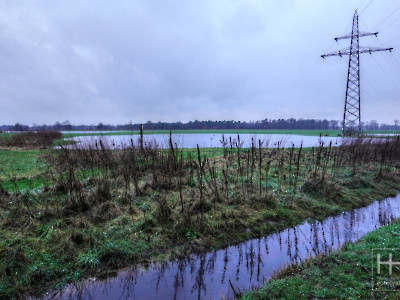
[
  {"x1": 38, "y1": 195, "x2": 400, "y2": 300},
  {"x1": 66, "y1": 133, "x2": 345, "y2": 149}
]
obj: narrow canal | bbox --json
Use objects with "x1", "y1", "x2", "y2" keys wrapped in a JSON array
[{"x1": 39, "y1": 194, "x2": 400, "y2": 300}]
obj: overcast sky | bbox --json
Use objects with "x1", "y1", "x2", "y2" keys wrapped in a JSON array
[{"x1": 0, "y1": 0, "x2": 399, "y2": 125}]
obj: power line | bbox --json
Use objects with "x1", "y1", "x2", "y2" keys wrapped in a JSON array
[
  {"x1": 379, "y1": 14, "x2": 400, "y2": 31},
  {"x1": 325, "y1": 56, "x2": 397, "y2": 122},
  {"x1": 357, "y1": 0, "x2": 370, "y2": 10},
  {"x1": 360, "y1": 18, "x2": 400, "y2": 74},
  {"x1": 389, "y1": 53, "x2": 400, "y2": 73},
  {"x1": 359, "y1": 0, "x2": 374, "y2": 15},
  {"x1": 352, "y1": 21, "x2": 400, "y2": 121},
  {"x1": 374, "y1": 4, "x2": 400, "y2": 29},
  {"x1": 361, "y1": 63, "x2": 395, "y2": 102},
  {"x1": 385, "y1": 34, "x2": 400, "y2": 45},
  {"x1": 371, "y1": 55, "x2": 400, "y2": 95},
  {"x1": 363, "y1": 25, "x2": 400, "y2": 82},
  {"x1": 361, "y1": 70, "x2": 399, "y2": 120},
  {"x1": 357, "y1": 0, "x2": 373, "y2": 13},
  {"x1": 358, "y1": 18, "x2": 400, "y2": 98},
  {"x1": 324, "y1": 58, "x2": 346, "y2": 77}
]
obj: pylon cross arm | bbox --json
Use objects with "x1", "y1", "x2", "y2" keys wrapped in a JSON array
[{"x1": 334, "y1": 31, "x2": 378, "y2": 41}]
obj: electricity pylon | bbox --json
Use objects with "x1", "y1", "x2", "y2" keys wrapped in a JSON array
[{"x1": 321, "y1": 10, "x2": 393, "y2": 136}]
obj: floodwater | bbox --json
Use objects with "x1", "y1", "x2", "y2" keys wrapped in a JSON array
[
  {"x1": 39, "y1": 194, "x2": 400, "y2": 300},
  {"x1": 66, "y1": 133, "x2": 345, "y2": 149}
]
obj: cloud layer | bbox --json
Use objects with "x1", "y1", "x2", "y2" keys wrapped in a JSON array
[{"x1": 0, "y1": 0, "x2": 399, "y2": 125}]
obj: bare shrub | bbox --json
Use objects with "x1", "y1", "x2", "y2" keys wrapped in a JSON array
[{"x1": 3, "y1": 131, "x2": 62, "y2": 148}]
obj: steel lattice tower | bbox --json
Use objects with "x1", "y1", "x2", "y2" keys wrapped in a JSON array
[{"x1": 322, "y1": 10, "x2": 393, "y2": 136}]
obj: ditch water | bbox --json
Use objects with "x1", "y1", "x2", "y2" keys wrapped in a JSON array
[
  {"x1": 39, "y1": 194, "x2": 400, "y2": 300},
  {"x1": 66, "y1": 133, "x2": 346, "y2": 149}
]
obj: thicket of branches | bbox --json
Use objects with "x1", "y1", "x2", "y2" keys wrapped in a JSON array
[
  {"x1": 0, "y1": 131, "x2": 61, "y2": 148},
  {"x1": 3, "y1": 135, "x2": 399, "y2": 227}
]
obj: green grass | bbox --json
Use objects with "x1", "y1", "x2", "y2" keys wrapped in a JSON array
[
  {"x1": 241, "y1": 219, "x2": 400, "y2": 299},
  {"x1": 0, "y1": 132, "x2": 63, "y2": 191},
  {"x1": 0, "y1": 150, "x2": 42, "y2": 178},
  {"x1": 0, "y1": 150, "x2": 44, "y2": 192},
  {"x1": 0, "y1": 132, "x2": 13, "y2": 139},
  {"x1": 0, "y1": 177, "x2": 46, "y2": 192}
]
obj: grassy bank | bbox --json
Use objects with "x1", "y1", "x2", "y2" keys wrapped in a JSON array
[
  {"x1": 241, "y1": 219, "x2": 400, "y2": 299},
  {"x1": 1, "y1": 137, "x2": 400, "y2": 299}
]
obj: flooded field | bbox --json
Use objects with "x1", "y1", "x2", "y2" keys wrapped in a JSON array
[
  {"x1": 39, "y1": 194, "x2": 400, "y2": 300},
  {"x1": 66, "y1": 133, "x2": 345, "y2": 149}
]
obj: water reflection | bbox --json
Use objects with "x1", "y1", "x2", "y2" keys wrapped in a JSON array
[
  {"x1": 38, "y1": 195, "x2": 400, "y2": 300},
  {"x1": 66, "y1": 133, "x2": 344, "y2": 149}
]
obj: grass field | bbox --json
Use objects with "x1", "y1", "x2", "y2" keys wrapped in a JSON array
[
  {"x1": 0, "y1": 150, "x2": 44, "y2": 191},
  {"x1": 0, "y1": 132, "x2": 14, "y2": 138},
  {"x1": 1, "y1": 134, "x2": 400, "y2": 299}
]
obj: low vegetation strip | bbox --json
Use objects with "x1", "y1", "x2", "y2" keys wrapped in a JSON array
[
  {"x1": 0, "y1": 131, "x2": 61, "y2": 149},
  {"x1": 241, "y1": 218, "x2": 400, "y2": 299},
  {"x1": 0, "y1": 136, "x2": 400, "y2": 299}
]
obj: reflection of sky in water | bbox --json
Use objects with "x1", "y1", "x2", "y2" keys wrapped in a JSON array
[
  {"x1": 38, "y1": 195, "x2": 400, "y2": 300},
  {"x1": 67, "y1": 133, "x2": 347, "y2": 149}
]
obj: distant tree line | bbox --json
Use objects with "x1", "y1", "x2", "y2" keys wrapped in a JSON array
[{"x1": 1, "y1": 119, "x2": 399, "y2": 132}]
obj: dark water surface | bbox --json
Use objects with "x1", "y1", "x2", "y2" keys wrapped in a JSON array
[
  {"x1": 67, "y1": 133, "x2": 345, "y2": 149},
  {"x1": 38, "y1": 194, "x2": 400, "y2": 300}
]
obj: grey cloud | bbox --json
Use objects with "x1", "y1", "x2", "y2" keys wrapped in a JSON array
[{"x1": 0, "y1": 0, "x2": 399, "y2": 125}]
